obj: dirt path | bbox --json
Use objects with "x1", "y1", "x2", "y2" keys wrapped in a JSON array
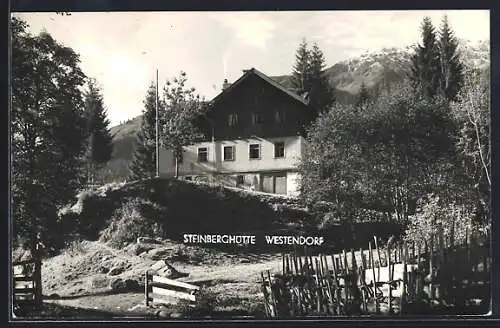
[{"x1": 39, "y1": 241, "x2": 283, "y2": 318}]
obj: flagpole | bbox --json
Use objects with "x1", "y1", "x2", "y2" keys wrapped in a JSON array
[{"x1": 155, "y1": 69, "x2": 159, "y2": 178}]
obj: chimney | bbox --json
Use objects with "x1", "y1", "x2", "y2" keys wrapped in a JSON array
[{"x1": 222, "y1": 78, "x2": 231, "y2": 90}]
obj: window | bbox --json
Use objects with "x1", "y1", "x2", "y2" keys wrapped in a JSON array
[
  {"x1": 236, "y1": 175, "x2": 244, "y2": 185},
  {"x1": 198, "y1": 147, "x2": 208, "y2": 162},
  {"x1": 228, "y1": 113, "x2": 238, "y2": 126},
  {"x1": 223, "y1": 146, "x2": 235, "y2": 161},
  {"x1": 252, "y1": 112, "x2": 264, "y2": 125},
  {"x1": 274, "y1": 142, "x2": 285, "y2": 158},
  {"x1": 275, "y1": 110, "x2": 285, "y2": 123},
  {"x1": 249, "y1": 144, "x2": 261, "y2": 159}
]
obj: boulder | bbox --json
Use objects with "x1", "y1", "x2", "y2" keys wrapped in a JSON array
[
  {"x1": 124, "y1": 279, "x2": 140, "y2": 291},
  {"x1": 109, "y1": 278, "x2": 127, "y2": 291},
  {"x1": 127, "y1": 243, "x2": 156, "y2": 256},
  {"x1": 170, "y1": 312, "x2": 183, "y2": 319},
  {"x1": 151, "y1": 260, "x2": 168, "y2": 271},
  {"x1": 89, "y1": 276, "x2": 109, "y2": 289},
  {"x1": 147, "y1": 248, "x2": 170, "y2": 260},
  {"x1": 137, "y1": 237, "x2": 162, "y2": 244},
  {"x1": 157, "y1": 262, "x2": 189, "y2": 279},
  {"x1": 108, "y1": 266, "x2": 125, "y2": 276},
  {"x1": 157, "y1": 310, "x2": 170, "y2": 318}
]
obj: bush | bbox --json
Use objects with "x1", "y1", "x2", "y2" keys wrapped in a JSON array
[
  {"x1": 99, "y1": 197, "x2": 166, "y2": 248},
  {"x1": 404, "y1": 194, "x2": 486, "y2": 245},
  {"x1": 63, "y1": 238, "x2": 90, "y2": 257},
  {"x1": 177, "y1": 287, "x2": 218, "y2": 317}
]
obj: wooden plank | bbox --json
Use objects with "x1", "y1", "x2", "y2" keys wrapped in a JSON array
[
  {"x1": 149, "y1": 297, "x2": 189, "y2": 306},
  {"x1": 260, "y1": 272, "x2": 271, "y2": 318},
  {"x1": 145, "y1": 271, "x2": 150, "y2": 306},
  {"x1": 14, "y1": 287, "x2": 34, "y2": 293},
  {"x1": 401, "y1": 241, "x2": 408, "y2": 314},
  {"x1": 15, "y1": 281, "x2": 34, "y2": 289},
  {"x1": 13, "y1": 276, "x2": 34, "y2": 282},
  {"x1": 151, "y1": 275, "x2": 200, "y2": 290},
  {"x1": 387, "y1": 242, "x2": 393, "y2": 314},
  {"x1": 369, "y1": 241, "x2": 379, "y2": 313},
  {"x1": 13, "y1": 259, "x2": 37, "y2": 266},
  {"x1": 266, "y1": 270, "x2": 278, "y2": 318},
  {"x1": 14, "y1": 294, "x2": 35, "y2": 301},
  {"x1": 151, "y1": 286, "x2": 196, "y2": 302}
]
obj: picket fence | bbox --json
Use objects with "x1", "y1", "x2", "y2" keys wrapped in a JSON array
[
  {"x1": 12, "y1": 259, "x2": 42, "y2": 310},
  {"x1": 144, "y1": 270, "x2": 200, "y2": 307},
  {"x1": 261, "y1": 229, "x2": 490, "y2": 317}
]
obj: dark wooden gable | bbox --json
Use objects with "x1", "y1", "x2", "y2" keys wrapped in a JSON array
[{"x1": 201, "y1": 68, "x2": 310, "y2": 140}]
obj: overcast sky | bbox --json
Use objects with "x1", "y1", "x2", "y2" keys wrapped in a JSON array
[{"x1": 14, "y1": 10, "x2": 490, "y2": 127}]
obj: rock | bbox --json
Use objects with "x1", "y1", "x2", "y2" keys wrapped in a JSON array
[
  {"x1": 157, "y1": 310, "x2": 170, "y2": 318},
  {"x1": 170, "y1": 312, "x2": 183, "y2": 319},
  {"x1": 137, "y1": 237, "x2": 162, "y2": 244},
  {"x1": 108, "y1": 266, "x2": 125, "y2": 276},
  {"x1": 98, "y1": 266, "x2": 110, "y2": 274},
  {"x1": 151, "y1": 260, "x2": 168, "y2": 271},
  {"x1": 239, "y1": 259, "x2": 251, "y2": 264},
  {"x1": 109, "y1": 278, "x2": 127, "y2": 291},
  {"x1": 157, "y1": 263, "x2": 189, "y2": 279},
  {"x1": 127, "y1": 243, "x2": 156, "y2": 256},
  {"x1": 147, "y1": 248, "x2": 170, "y2": 260},
  {"x1": 89, "y1": 276, "x2": 109, "y2": 289},
  {"x1": 48, "y1": 293, "x2": 60, "y2": 299},
  {"x1": 124, "y1": 279, "x2": 140, "y2": 291}
]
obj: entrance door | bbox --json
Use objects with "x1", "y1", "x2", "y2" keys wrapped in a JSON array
[
  {"x1": 261, "y1": 173, "x2": 287, "y2": 195},
  {"x1": 274, "y1": 174, "x2": 287, "y2": 195},
  {"x1": 262, "y1": 175, "x2": 274, "y2": 193}
]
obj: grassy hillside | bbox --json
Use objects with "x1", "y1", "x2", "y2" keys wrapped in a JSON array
[{"x1": 97, "y1": 116, "x2": 141, "y2": 183}]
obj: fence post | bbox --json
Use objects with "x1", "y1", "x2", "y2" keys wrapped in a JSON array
[
  {"x1": 32, "y1": 248, "x2": 42, "y2": 309},
  {"x1": 369, "y1": 241, "x2": 379, "y2": 313},
  {"x1": 387, "y1": 242, "x2": 392, "y2": 314},
  {"x1": 401, "y1": 241, "x2": 408, "y2": 315},
  {"x1": 145, "y1": 270, "x2": 149, "y2": 306}
]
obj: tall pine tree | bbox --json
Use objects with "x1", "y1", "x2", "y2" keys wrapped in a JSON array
[
  {"x1": 410, "y1": 17, "x2": 441, "y2": 98},
  {"x1": 437, "y1": 15, "x2": 464, "y2": 102},
  {"x1": 309, "y1": 42, "x2": 335, "y2": 115},
  {"x1": 291, "y1": 38, "x2": 311, "y2": 97},
  {"x1": 83, "y1": 78, "x2": 113, "y2": 184},
  {"x1": 355, "y1": 81, "x2": 371, "y2": 109},
  {"x1": 291, "y1": 39, "x2": 334, "y2": 126},
  {"x1": 129, "y1": 82, "x2": 161, "y2": 180}
]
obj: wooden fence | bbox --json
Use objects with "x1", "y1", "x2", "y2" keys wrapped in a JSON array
[
  {"x1": 261, "y1": 229, "x2": 490, "y2": 317},
  {"x1": 12, "y1": 259, "x2": 42, "y2": 310},
  {"x1": 145, "y1": 270, "x2": 200, "y2": 307}
]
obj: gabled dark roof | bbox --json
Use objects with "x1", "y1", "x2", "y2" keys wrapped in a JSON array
[{"x1": 208, "y1": 68, "x2": 309, "y2": 108}]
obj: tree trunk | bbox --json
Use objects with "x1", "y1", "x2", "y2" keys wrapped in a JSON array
[{"x1": 175, "y1": 156, "x2": 179, "y2": 179}]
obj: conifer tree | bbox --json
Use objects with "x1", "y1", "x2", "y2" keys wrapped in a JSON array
[
  {"x1": 291, "y1": 38, "x2": 311, "y2": 96},
  {"x1": 437, "y1": 15, "x2": 464, "y2": 102},
  {"x1": 129, "y1": 83, "x2": 161, "y2": 180},
  {"x1": 83, "y1": 78, "x2": 113, "y2": 184},
  {"x1": 410, "y1": 17, "x2": 441, "y2": 98},
  {"x1": 291, "y1": 39, "x2": 334, "y2": 126},
  {"x1": 309, "y1": 42, "x2": 335, "y2": 115},
  {"x1": 356, "y1": 81, "x2": 371, "y2": 109}
]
